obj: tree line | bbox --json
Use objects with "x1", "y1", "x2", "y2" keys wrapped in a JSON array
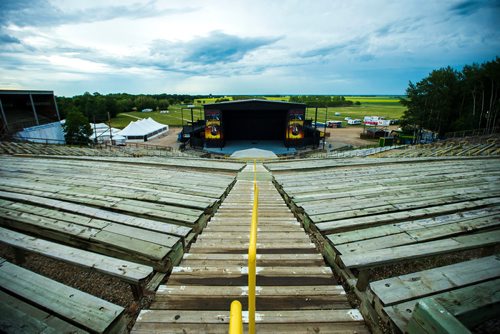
[
  {"x1": 401, "y1": 57, "x2": 499, "y2": 136},
  {"x1": 289, "y1": 95, "x2": 358, "y2": 107},
  {"x1": 56, "y1": 92, "x2": 196, "y2": 122}
]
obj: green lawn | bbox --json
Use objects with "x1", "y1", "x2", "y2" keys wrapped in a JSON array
[
  {"x1": 306, "y1": 104, "x2": 406, "y2": 125},
  {"x1": 110, "y1": 105, "x2": 204, "y2": 129}
]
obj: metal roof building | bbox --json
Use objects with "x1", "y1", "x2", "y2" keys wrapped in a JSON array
[{"x1": 0, "y1": 90, "x2": 60, "y2": 135}]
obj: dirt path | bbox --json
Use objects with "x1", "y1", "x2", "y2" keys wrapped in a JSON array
[
  {"x1": 144, "y1": 127, "x2": 182, "y2": 149},
  {"x1": 324, "y1": 125, "x2": 399, "y2": 149},
  {"x1": 117, "y1": 113, "x2": 142, "y2": 120}
]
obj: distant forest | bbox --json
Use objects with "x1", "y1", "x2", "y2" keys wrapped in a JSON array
[
  {"x1": 56, "y1": 93, "x2": 357, "y2": 123},
  {"x1": 56, "y1": 93, "x2": 194, "y2": 122},
  {"x1": 288, "y1": 95, "x2": 358, "y2": 107},
  {"x1": 401, "y1": 57, "x2": 499, "y2": 135}
]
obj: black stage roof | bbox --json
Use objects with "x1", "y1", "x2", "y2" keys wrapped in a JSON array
[{"x1": 203, "y1": 99, "x2": 306, "y2": 110}]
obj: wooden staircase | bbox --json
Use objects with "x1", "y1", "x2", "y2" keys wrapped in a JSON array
[{"x1": 132, "y1": 164, "x2": 368, "y2": 333}]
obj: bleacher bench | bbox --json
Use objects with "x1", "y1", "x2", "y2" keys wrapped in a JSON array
[
  {"x1": 0, "y1": 227, "x2": 154, "y2": 300},
  {"x1": 0, "y1": 258, "x2": 126, "y2": 334}
]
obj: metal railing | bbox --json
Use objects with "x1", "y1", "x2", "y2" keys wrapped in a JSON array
[
  {"x1": 229, "y1": 300, "x2": 243, "y2": 334},
  {"x1": 229, "y1": 160, "x2": 259, "y2": 334}
]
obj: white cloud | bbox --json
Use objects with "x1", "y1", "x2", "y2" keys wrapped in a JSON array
[{"x1": 0, "y1": 0, "x2": 498, "y2": 96}]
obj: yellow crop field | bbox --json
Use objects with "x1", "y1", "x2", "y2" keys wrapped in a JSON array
[
  {"x1": 345, "y1": 96, "x2": 403, "y2": 104},
  {"x1": 194, "y1": 96, "x2": 234, "y2": 105},
  {"x1": 264, "y1": 96, "x2": 290, "y2": 102}
]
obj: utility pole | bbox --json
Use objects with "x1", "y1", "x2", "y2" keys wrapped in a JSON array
[
  {"x1": 181, "y1": 107, "x2": 184, "y2": 128},
  {"x1": 314, "y1": 104, "x2": 318, "y2": 148},
  {"x1": 93, "y1": 115, "x2": 97, "y2": 145},
  {"x1": 323, "y1": 105, "x2": 328, "y2": 150},
  {"x1": 107, "y1": 112, "x2": 113, "y2": 144}
]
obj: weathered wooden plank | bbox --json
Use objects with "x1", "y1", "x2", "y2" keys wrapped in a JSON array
[
  {"x1": 0, "y1": 207, "x2": 175, "y2": 258},
  {"x1": 0, "y1": 208, "x2": 100, "y2": 240},
  {"x1": 287, "y1": 171, "x2": 500, "y2": 200},
  {"x1": 131, "y1": 322, "x2": 369, "y2": 333},
  {"x1": 283, "y1": 164, "x2": 500, "y2": 189},
  {"x1": 0, "y1": 172, "x2": 225, "y2": 200},
  {"x1": 188, "y1": 243, "x2": 318, "y2": 254},
  {"x1": 335, "y1": 233, "x2": 415, "y2": 255},
  {"x1": 385, "y1": 279, "x2": 500, "y2": 332},
  {"x1": 319, "y1": 198, "x2": 500, "y2": 234},
  {"x1": 432, "y1": 279, "x2": 500, "y2": 327},
  {"x1": 370, "y1": 255, "x2": 500, "y2": 306},
  {"x1": 266, "y1": 156, "x2": 499, "y2": 172},
  {"x1": 133, "y1": 309, "x2": 364, "y2": 324},
  {"x1": 181, "y1": 253, "x2": 325, "y2": 266},
  {"x1": 193, "y1": 239, "x2": 314, "y2": 248},
  {"x1": 309, "y1": 189, "x2": 500, "y2": 223},
  {"x1": 407, "y1": 215, "x2": 500, "y2": 241},
  {"x1": 100, "y1": 222, "x2": 179, "y2": 248},
  {"x1": 406, "y1": 298, "x2": 472, "y2": 334},
  {"x1": 90, "y1": 230, "x2": 173, "y2": 261},
  {"x1": 295, "y1": 176, "x2": 498, "y2": 207},
  {"x1": 340, "y1": 230, "x2": 500, "y2": 269},
  {"x1": 69, "y1": 155, "x2": 243, "y2": 171},
  {"x1": 151, "y1": 285, "x2": 350, "y2": 310},
  {"x1": 0, "y1": 260, "x2": 125, "y2": 334},
  {"x1": 167, "y1": 266, "x2": 335, "y2": 286},
  {"x1": 1, "y1": 154, "x2": 245, "y2": 172},
  {"x1": 203, "y1": 224, "x2": 301, "y2": 232},
  {"x1": 0, "y1": 227, "x2": 153, "y2": 283},
  {"x1": 0, "y1": 191, "x2": 192, "y2": 238},
  {"x1": 195, "y1": 231, "x2": 308, "y2": 240},
  {"x1": 0, "y1": 290, "x2": 88, "y2": 334},
  {"x1": 335, "y1": 215, "x2": 500, "y2": 254},
  {"x1": 0, "y1": 171, "x2": 217, "y2": 209},
  {"x1": 0, "y1": 205, "x2": 181, "y2": 269}
]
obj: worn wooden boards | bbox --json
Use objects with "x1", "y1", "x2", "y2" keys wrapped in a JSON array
[
  {"x1": 382, "y1": 257, "x2": 500, "y2": 331},
  {"x1": 0, "y1": 227, "x2": 153, "y2": 284},
  {"x1": 0, "y1": 259, "x2": 126, "y2": 333},
  {"x1": 0, "y1": 155, "x2": 237, "y2": 271},
  {"x1": 0, "y1": 154, "x2": 240, "y2": 331},
  {"x1": 374, "y1": 137, "x2": 500, "y2": 158},
  {"x1": 268, "y1": 157, "x2": 500, "y2": 333},
  {"x1": 0, "y1": 140, "x2": 249, "y2": 164},
  {"x1": 132, "y1": 164, "x2": 368, "y2": 333}
]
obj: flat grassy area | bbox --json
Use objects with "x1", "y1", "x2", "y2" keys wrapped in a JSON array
[
  {"x1": 306, "y1": 104, "x2": 406, "y2": 125},
  {"x1": 110, "y1": 105, "x2": 204, "y2": 129}
]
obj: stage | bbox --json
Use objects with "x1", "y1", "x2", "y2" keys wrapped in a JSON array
[{"x1": 204, "y1": 140, "x2": 296, "y2": 156}]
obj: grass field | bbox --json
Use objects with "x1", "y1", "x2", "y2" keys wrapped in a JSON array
[
  {"x1": 306, "y1": 104, "x2": 406, "y2": 126},
  {"x1": 111, "y1": 105, "x2": 204, "y2": 129},
  {"x1": 111, "y1": 97, "x2": 406, "y2": 129}
]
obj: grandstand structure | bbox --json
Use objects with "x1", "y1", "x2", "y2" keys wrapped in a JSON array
[
  {"x1": 0, "y1": 135, "x2": 499, "y2": 333},
  {"x1": 0, "y1": 90, "x2": 60, "y2": 135},
  {"x1": 374, "y1": 135, "x2": 500, "y2": 158}
]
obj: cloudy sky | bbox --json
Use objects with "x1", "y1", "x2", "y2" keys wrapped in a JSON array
[{"x1": 0, "y1": 0, "x2": 499, "y2": 96}]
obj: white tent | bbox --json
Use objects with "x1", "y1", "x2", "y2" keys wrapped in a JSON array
[
  {"x1": 89, "y1": 123, "x2": 122, "y2": 143},
  {"x1": 118, "y1": 117, "x2": 168, "y2": 142}
]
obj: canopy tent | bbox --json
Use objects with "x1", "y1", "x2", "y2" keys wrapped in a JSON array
[
  {"x1": 89, "y1": 123, "x2": 121, "y2": 143},
  {"x1": 118, "y1": 117, "x2": 168, "y2": 142}
]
